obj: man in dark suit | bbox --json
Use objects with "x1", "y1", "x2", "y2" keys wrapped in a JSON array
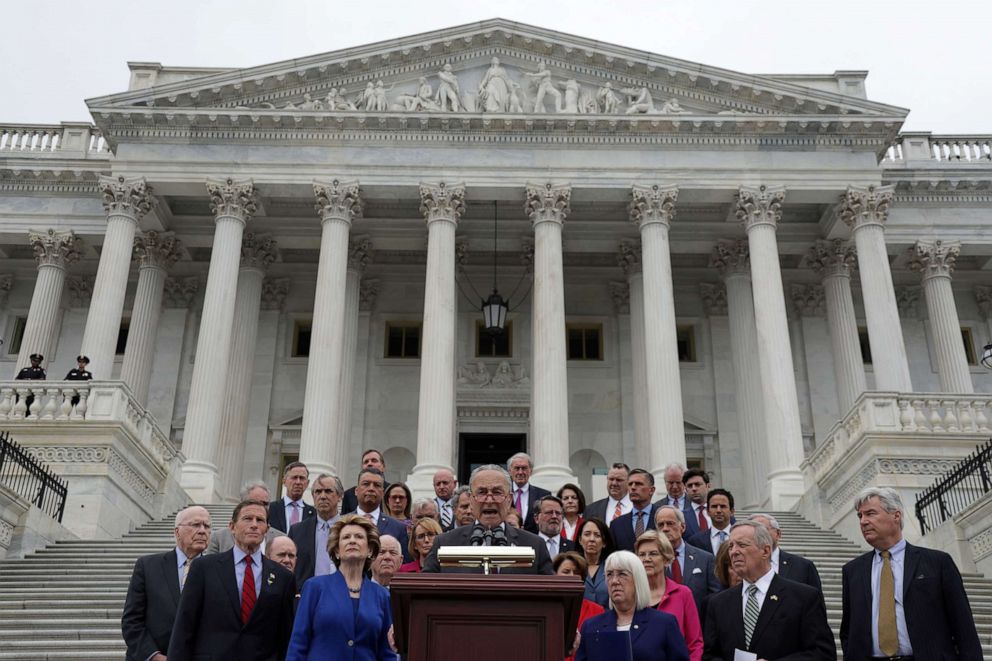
[
  {"x1": 507, "y1": 451, "x2": 550, "y2": 534},
  {"x1": 267, "y1": 461, "x2": 315, "y2": 533},
  {"x1": 657, "y1": 462, "x2": 688, "y2": 511},
  {"x1": 122, "y1": 505, "x2": 211, "y2": 661},
  {"x1": 351, "y1": 466, "x2": 411, "y2": 562},
  {"x1": 749, "y1": 513, "x2": 822, "y2": 592},
  {"x1": 289, "y1": 473, "x2": 342, "y2": 587},
  {"x1": 432, "y1": 468, "x2": 457, "y2": 530},
  {"x1": 655, "y1": 505, "x2": 720, "y2": 614},
  {"x1": 703, "y1": 521, "x2": 835, "y2": 661},
  {"x1": 423, "y1": 464, "x2": 554, "y2": 574},
  {"x1": 681, "y1": 468, "x2": 711, "y2": 541},
  {"x1": 610, "y1": 468, "x2": 658, "y2": 551},
  {"x1": 209, "y1": 482, "x2": 283, "y2": 555},
  {"x1": 583, "y1": 462, "x2": 632, "y2": 525},
  {"x1": 687, "y1": 488, "x2": 734, "y2": 556},
  {"x1": 167, "y1": 499, "x2": 295, "y2": 661},
  {"x1": 841, "y1": 487, "x2": 982, "y2": 660},
  {"x1": 534, "y1": 495, "x2": 578, "y2": 558},
  {"x1": 340, "y1": 449, "x2": 389, "y2": 513}
]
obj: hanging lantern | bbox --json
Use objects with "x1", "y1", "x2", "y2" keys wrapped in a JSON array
[{"x1": 482, "y1": 290, "x2": 509, "y2": 334}]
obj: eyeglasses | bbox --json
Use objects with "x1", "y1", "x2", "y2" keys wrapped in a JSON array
[
  {"x1": 541, "y1": 510, "x2": 564, "y2": 518},
  {"x1": 178, "y1": 523, "x2": 211, "y2": 530},
  {"x1": 636, "y1": 550, "x2": 663, "y2": 559},
  {"x1": 415, "y1": 533, "x2": 437, "y2": 541},
  {"x1": 473, "y1": 489, "x2": 508, "y2": 501}
]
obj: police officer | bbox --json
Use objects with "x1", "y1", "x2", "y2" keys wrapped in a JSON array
[
  {"x1": 15, "y1": 353, "x2": 47, "y2": 380},
  {"x1": 65, "y1": 355, "x2": 92, "y2": 380}
]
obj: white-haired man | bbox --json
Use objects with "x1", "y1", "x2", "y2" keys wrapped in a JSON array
[
  {"x1": 749, "y1": 513, "x2": 821, "y2": 591},
  {"x1": 841, "y1": 486, "x2": 981, "y2": 660},
  {"x1": 207, "y1": 481, "x2": 283, "y2": 554},
  {"x1": 289, "y1": 473, "x2": 342, "y2": 587},
  {"x1": 507, "y1": 452, "x2": 550, "y2": 534}
]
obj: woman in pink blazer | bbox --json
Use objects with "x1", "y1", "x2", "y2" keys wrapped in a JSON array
[{"x1": 635, "y1": 531, "x2": 703, "y2": 661}]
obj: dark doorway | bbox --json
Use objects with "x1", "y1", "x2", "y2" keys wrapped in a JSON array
[{"x1": 457, "y1": 433, "x2": 526, "y2": 485}]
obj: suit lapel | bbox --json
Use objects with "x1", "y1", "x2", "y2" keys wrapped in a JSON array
[
  {"x1": 902, "y1": 542, "x2": 920, "y2": 601},
  {"x1": 629, "y1": 608, "x2": 650, "y2": 647},
  {"x1": 220, "y1": 550, "x2": 242, "y2": 622},
  {"x1": 160, "y1": 551, "x2": 181, "y2": 607},
  {"x1": 247, "y1": 558, "x2": 278, "y2": 626},
  {"x1": 748, "y1": 575, "x2": 784, "y2": 651},
  {"x1": 726, "y1": 585, "x2": 747, "y2": 650},
  {"x1": 858, "y1": 551, "x2": 873, "y2": 613}
]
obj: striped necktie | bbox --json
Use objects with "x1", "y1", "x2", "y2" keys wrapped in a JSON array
[
  {"x1": 180, "y1": 558, "x2": 191, "y2": 591},
  {"x1": 241, "y1": 556, "x2": 256, "y2": 625},
  {"x1": 440, "y1": 501, "x2": 452, "y2": 528},
  {"x1": 744, "y1": 584, "x2": 759, "y2": 649}
]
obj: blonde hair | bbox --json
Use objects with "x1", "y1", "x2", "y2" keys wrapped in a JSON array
[
  {"x1": 634, "y1": 529, "x2": 674, "y2": 564},
  {"x1": 328, "y1": 513, "x2": 380, "y2": 574}
]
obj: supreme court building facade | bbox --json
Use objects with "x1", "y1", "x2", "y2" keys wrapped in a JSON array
[{"x1": 1, "y1": 19, "x2": 991, "y2": 545}]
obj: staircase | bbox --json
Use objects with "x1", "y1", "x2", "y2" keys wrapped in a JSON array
[{"x1": 0, "y1": 507, "x2": 990, "y2": 659}]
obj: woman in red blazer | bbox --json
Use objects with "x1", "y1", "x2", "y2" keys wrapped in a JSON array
[
  {"x1": 557, "y1": 483, "x2": 586, "y2": 542},
  {"x1": 635, "y1": 531, "x2": 702, "y2": 661}
]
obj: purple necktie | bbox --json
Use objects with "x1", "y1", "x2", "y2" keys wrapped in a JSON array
[{"x1": 290, "y1": 502, "x2": 301, "y2": 526}]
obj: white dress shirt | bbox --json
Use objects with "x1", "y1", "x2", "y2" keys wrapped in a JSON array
[
  {"x1": 513, "y1": 484, "x2": 531, "y2": 518},
  {"x1": 606, "y1": 495, "x2": 632, "y2": 523},
  {"x1": 708, "y1": 525, "x2": 731, "y2": 556},
  {"x1": 232, "y1": 545, "x2": 263, "y2": 600},
  {"x1": 770, "y1": 546, "x2": 780, "y2": 574},
  {"x1": 539, "y1": 532, "x2": 561, "y2": 557},
  {"x1": 871, "y1": 538, "x2": 913, "y2": 656},
  {"x1": 740, "y1": 567, "x2": 776, "y2": 615},
  {"x1": 283, "y1": 495, "x2": 305, "y2": 528},
  {"x1": 355, "y1": 505, "x2": 381, "y2": 526},
  {"x1": 690, "y1": 503, "x2": 711, "y2": 529}
]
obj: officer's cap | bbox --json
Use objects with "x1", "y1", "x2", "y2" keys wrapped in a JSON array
[
  {"x1": 29, "y1": 353, "x2": 43, "y2": 361},
  {"x1": 76, "y1": 355, "x2": 90, "y2": 364}
]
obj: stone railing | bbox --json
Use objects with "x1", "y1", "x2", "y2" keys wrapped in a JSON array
[
  {"x1": 804, "y1": 392, "x2": 991, "y2": 484},
  {"x1": 884, "y1": 133, "x2": 992, "y2": 164},
  {"x1": 0, "y1": 123, "x2": 111, "y2": 158}
]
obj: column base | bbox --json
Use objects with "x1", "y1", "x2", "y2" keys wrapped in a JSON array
[
  {"x1": 406, "y1": 462, "x2": 454, "y2": 501},
  {"x1": 762, "y1": 469, "x2": 806, "y2": 511},
  {"x1": 530, "y1": 464, "x2": 577, "y2": 492},
  {"x1": 179, "y1": 460, "x2": 225, "y2": 504}
]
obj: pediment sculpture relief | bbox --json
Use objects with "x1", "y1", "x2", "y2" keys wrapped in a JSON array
[
  {"x1": 249, "y1": 58, "x2": 712, "y2": 116},
  {"x1": 457, "y1": 361, "x2": 530, "y2": 389}
]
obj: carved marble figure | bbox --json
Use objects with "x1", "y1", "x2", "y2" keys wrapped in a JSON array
[
  {"x1": 435, "y1": 63, "x2": 461, "y2": 112},
  {"x1": 525, "y1": 62, "x2": 563, "y2": 113},
  {"x1": 559, "y1": 79, "x2": 581, "y2": 113},
  {"x1": 371, "y1": 80, "x2": 394, "y2": 112},
  {"x1": 597, "y1": 83, "x2": 621, "y2": 114},
  {"x1": 621, "y1": 86, "x2": 654, "y2": 114},
  {"x1": 299, "y1": 93, "x2": 323, "y2": 111},
  {"x1": 478, "y1": 57, "x2": 515, "y2": 113},
  {"x1": 457, "y1": 362, "x2": 491, "y2": 387},
  {"x1": 491, "y1": 361, "x2": 529, "y2": 388},
  {"x1": 357, "y1": 82, "x2": 376, "y2": 110},
  {"x1": 658, "y1": 98, "x2": 690, "y2": 114},
  {"x1": 396, "y1": 77, "x2": 440, "y2": 112}
]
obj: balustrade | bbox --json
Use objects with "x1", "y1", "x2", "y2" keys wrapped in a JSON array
[
  {"x1": 0, "y1": 124, "x2": 108, "y2": 156},
  {"x1": 885, "y1": 134, "x2": 992, "y2": 163}
]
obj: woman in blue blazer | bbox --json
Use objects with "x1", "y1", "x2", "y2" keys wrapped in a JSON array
[
  {"x1": 575, "y1": 551, "x2": 689, "y2": 661},
  {"x1": 287, "y1": 514, "x2": 393, "y2": 660}
]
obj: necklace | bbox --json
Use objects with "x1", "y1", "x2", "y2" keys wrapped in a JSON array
[{"x1": 348, "y1": 585, "x2": 361, "y2": 594}]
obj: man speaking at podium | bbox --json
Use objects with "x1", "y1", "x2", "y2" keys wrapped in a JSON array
[{"x1": 422, "y1": 464, "x2": 554, "y2": 575}]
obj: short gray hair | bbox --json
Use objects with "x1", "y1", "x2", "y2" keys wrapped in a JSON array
[
  {"x1": 449, "y1": 484, "x2": 472, "y2": 508},
  {"x1": 654, "y1": 504, "x2": 685, "y2": 525},
  {"x1": 174, "y1": 505, "x2": 210, "y2": 528},
  {"x1": 470, "y1": 464, "x2": 513, "y2": 492},
  {"x1": 313, "y1": 473, "x2": 343, "y2": 495},
  {"x1": 663, "y1": 462, "x2": 685, "y2": 474},
  {"x1": 854, "y1": 487, "x2": 905, "y2": 529},
  {"x1": 412, "y1": 497, "x2": 437, "y2": 514},
  {"x1": 506, "y1": 452, "x2": 533, "y2": 470},
  {"x1": 604, "y1": 550, "x2": 652, "y2": 610},
  {"x1": 749, "y1": 513, "x2": 780, "y2": 530},
  {"x1": 730, "y1": 520, "x2": 774, "y2": 549},
  {"x1": 239, "y1": 480, "x2": 271, "y2": 501}
]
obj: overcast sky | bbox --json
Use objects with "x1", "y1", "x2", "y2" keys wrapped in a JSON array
[{"x1": 2, "y1": 0, "x2": 989, "y2": 133}]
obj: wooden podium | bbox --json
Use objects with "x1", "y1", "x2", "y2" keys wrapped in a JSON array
[{"x1": 389, "y1": 574, "x2": 585, "y2": 661}]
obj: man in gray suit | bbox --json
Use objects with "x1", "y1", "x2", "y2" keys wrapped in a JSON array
[
  {"x1": 207, "y1": 481, "x2": 284, "y2": 554},
  {"x1": 655, "y1": 504, "x2": 719, "y2": 614}
]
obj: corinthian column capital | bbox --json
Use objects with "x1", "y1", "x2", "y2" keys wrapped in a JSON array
[
  {"x1": 838, "y1": 184, "x2": 894, "y2": 230},
  {"x1": 206, "y1": 177, "x2": 257, "y2": 223},
  {"x1": 261, "y1": 278, "x2": 291, "y2": 311},
  {"x1": 709, "y1": 239, "x2": 750, "y2": 279},
  {"x1": 735, "y1": 185, "x2": 786, "y2": 231},
  {"x1": 629, "y1": 184, "x2": 678, "y2": 228},
  {"x1": 617, "y1": 240, "x2": 642, "y2": 278},
  {"x1": 419, "y1": 182, "x2": 465, "y2": 224},
  {"x1": 133, "y1": 231, "x2": 182, "y2": 270},
  {"x1": 313, "y1": 179, "x2": 362, "y2": 223},
  {"x1": 99, "y1": 174, "x2": 156, "y2": 220},
  {"x1": 29, "y1": 229, "x2": 82, "y2": 268},
  {"x1": 791, "y1": 284, "x2": 825, "y2": 317},
  {"x1": 806, "y1": 239, "x2": 857, "y2": 279},
  {"x1": 240, "y1": 233, "x2": 278, "y2": 271},
  {"x1": 909, "y1": 239, "x2": 960, "y2": 281},
  {"x1": 525, "y1": 182, "x2": 571, "y2": 227}
]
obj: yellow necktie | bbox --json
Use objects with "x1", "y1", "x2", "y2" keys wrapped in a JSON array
[
  {"x1": 180, "y1": 558, "x2": 191, "y2": 591},
  {"x1": 878, "y1": 550, "x2": 898, "y2": 656}
]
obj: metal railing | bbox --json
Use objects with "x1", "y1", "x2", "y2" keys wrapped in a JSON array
[
  {"x1": 915, "y1": 438, "x2": 992, "y2": 534},
  {"x1": 0, "y1": 430, "x2": 67, "y2": 522}
]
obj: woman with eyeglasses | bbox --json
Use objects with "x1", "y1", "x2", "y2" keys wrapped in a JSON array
[
  {"x1": 383, "y1": 482, "x2": 412, "y2": 533},
  {"x1": 635, "y1": 531, "x2": 702, "y2": 661},
  {"x1": 398, "y1": 517, "x2": 443, "y2": 573},
  {"x1": 574, "y1": 550, "x2": 690, "y2": 661}
]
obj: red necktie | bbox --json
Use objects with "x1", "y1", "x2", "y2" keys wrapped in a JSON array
[
  {"x1": 514, "y1": 489, "x2": 523, "y2": 515},
  {"x1": 612, "y1": 501, "x2": 622, "y2": 522},
  {"x1": 671, "y1": 556, "x2": 683, "y2": 583},
  {"x1": 241, "y1": 556, "x2": 256, "y2": 625},
  {"x1": 697, "y1": 506, "x2": 708, "y2": 531}
]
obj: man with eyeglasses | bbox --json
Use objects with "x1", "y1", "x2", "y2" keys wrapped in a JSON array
[
  {"x1": 122, "y1": 505, "x2": 211, "y2": 661},
  {"x1": 289, "y1": 473, "x2": 342, "y2": 587},
  {"x1": 656, "y1": 462, "x2": 687, "y2": 511},
  {"x1": 534, "y1": 495, "x2": 577, "y2": 558},
  {"x1": 421, "y1": 464, "x2": 554, "y2": 574}
]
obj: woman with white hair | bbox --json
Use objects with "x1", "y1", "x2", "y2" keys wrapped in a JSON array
[{"x1": 574, "y1": 550, "x2": 690, "y2": 661}]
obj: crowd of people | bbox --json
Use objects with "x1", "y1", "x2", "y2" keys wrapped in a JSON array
[{"x1": 122, "y1": 450, "x2": 984, "y2": 660}]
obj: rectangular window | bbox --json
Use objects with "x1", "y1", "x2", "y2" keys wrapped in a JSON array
[
  {"x1": 292, "y1": 320, "x2": 312, "y2": 358},
  {"x1": 7, "y1": 316, "x2": 26, "y2": 355},
  {"x1": 961, "y1": 328, "x2": 977, "y2": 365},
  {"x1": 385, "y1": 323, "x2": 421, "y2": 358},
  {"x1": 858, "y1": 326, "x2": 872, "y2": 364},
  {"x1": 476, "y1": 321, "x2": 512, "y2": 358},
  {"x1": 115, "y1": 319, "x2": 130, "y2": 355},
  {"x1": 566, "y1": 324, "x2": 602, "y2": 361},
  {"x1": 677, "y1": 325, "x2": 697, "y2": 363}
]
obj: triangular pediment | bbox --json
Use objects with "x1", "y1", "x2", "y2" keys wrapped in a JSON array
[{"x1": 87, "y1": 19, "x2": 907, "y2": 121}]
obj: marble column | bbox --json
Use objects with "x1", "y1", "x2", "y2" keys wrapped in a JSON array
[
  {"x1": 630, "y1": 185, "x2": 686, "y2": 474},
  {"x1": 736, "y1": 187, "x2": 805, "y2": 507},
  {"x1": 334, "y1": 236, "x2": 373, "y2": 466},
  {"x1": 839, "y1": 185, "x2": 913, "y2": 392},
  {"x1": 806, "y1": 239, "x2": 866, "y2": 412},
  {"x1": 526, "y1": 183, "x2": 576, "y2": 487},
  {"x1": 909, "y1": 240, "x2": 973, "y2": 393},
  {"x1": 618, "y1": 241, "x2": 649, "y2": 469},
  {"x1": 16, "y1": 230, "x2": 81, "y2": 371},
  {"x1": 407, "y1": 183, "x2": 464, "y2": 497},
  {"x1": 977, "y1": 286, "x2": 992, "y2": 341},
  {"x1": 216, "y1": 234, "x2": 278, "y2": 500},
  {"x1": 80, "y1": 176, "x2": 155, "y2": 378},
  {"x1": 120, "y1": 232, "x2": 181, "y2": 405},
  {"x1": 710, "y1": 240, "x2": 767, "y2": 508},
  {"x1": 300, "y1": 180, "x2": 363, "y2": 479},
  {"x1": 180, "y1": 178, "x2": 257, "y2": 503}
]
